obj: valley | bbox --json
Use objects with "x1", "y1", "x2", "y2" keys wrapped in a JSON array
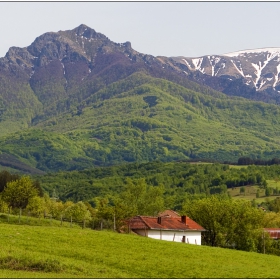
[{"x1": 2, "y1": 25, "x2": 280, "y2": 275}]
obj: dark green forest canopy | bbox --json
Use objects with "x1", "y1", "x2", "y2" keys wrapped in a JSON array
[{"x1": 34, "y1": 161, "x2": 280, "y2": 204}]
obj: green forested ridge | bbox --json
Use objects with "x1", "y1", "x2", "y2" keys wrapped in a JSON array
[
  {"x1": 34, "y1": 161, "x2": 280, "y2": 204},
  {"x1": 2, "y1": 71, "x2": 280, "y2": 172},
  {"x1": 0, "y1": 74, "x2": 43, "y2": 136}
]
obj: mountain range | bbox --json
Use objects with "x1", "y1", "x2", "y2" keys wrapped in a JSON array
[
  {"x1": 1, "y1": 24, "x2": 280, "y2": 174},
  {"x1": 171, "y1": 48, "x2": 280, "y2": 103}
]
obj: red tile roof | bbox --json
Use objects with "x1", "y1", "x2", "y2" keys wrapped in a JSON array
[
  {"x1": 264, "y1": 228, "x2": 280, "y2": 239},
  {"x1": 159, "y1": 209, "x2": 180, "y2": 217},
  {"x1": 129, "y1": 214, "x2": 205, "y2": 232}
]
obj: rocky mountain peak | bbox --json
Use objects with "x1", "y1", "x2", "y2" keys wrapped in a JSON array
[
  {"x1": 73, "y1": 24, "x2": 90, "y2": 35},
  {"x1": 71, "y1": 24, "x2": 106, "y2": 40},
  {"x1": 1, "y1": 24, "x2": 280, "y2": 106}
]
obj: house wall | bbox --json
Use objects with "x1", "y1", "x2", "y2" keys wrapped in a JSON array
[
  {"x1": 133, "y1": 229, "x2": 147, "y2": 237},
  {"x1": 133, "y1": 229, "x2": 202, "y2": 245}
]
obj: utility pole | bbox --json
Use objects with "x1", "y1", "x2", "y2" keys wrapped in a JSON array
[
  {"x1": 263, "y1": 230, "x2": 265, "y2": 254},
  {"x1": 113, "y1": 212, "x2": 116, "y2": 231}
]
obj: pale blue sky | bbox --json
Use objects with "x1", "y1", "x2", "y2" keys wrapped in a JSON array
[{"x1": 1, "y1": 2, "x2": 280, "y2": 58}]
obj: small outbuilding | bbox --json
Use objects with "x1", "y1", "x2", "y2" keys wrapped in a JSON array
[
  {"x1": 128, "y1": 210, "x2": 205, "y2": 245},
  {"x1": 264, "y1": 228, "x2": 280, "y2": 239}
]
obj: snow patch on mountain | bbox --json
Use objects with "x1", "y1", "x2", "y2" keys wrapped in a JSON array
[
  {"x1": 182, "y1": 57, "x2": 205, "y2": 74},
  {"x1": 274, "y1": 64, "x2": 280, "y2": 89},
  {"x1": 192, "y1": 57, "x2": 205, "y2": 74},
  {"x1": 182, "y1": 58, "x2": 192, "y2": 69},
  {"x1": 230, "y1": 60, "x2": 245, "y2": 77},
  {"x1": 208, "y1": 56, "x2": 221, "y2": 76},
  {"x1": 251, "y1": 52, "x2": 277, "y2": 90},
  {"x1": 175, "y1": 46, "x2": 280, "y2": 94},
  {"x1": 224, "y1": 47, "x2": 280, "y2": 57}
]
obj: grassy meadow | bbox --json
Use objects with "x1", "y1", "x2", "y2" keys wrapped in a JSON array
[
  {"x1": 1, "y1": 221, "x2": 280, "y2": 278},
  {"x1": 228, "y1": 179, "x2": 280, "y2": 203}
]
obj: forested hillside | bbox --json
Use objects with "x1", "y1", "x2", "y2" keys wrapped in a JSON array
[
  {"x1": 2, "y1": 72, "x2": 280, "y2": 172},
  {"x1": 1, "y1": 25, "x2": 280, "y2": 172}
]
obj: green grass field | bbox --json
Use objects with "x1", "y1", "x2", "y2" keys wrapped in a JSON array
[
  {"x1": 228, "y1": 179, "x2": 280, "y2": 203},
  {"x1": 1, "y1": 222, "x2": 280, "y2": 278},
  {"x1": 229, "y1": 185, "x2": 263, "y2": 200}
]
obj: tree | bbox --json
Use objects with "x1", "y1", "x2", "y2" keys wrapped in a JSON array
[
  {"x1": 267, "y1": 197, "x2": 280, "y2": 212},
  {"x1": 262, "y1": 212, "x2": 280, "y2": 227},
  {"x1": 262, "y1": 180, "x2": 268, "y2": 188},
  {"x1": 120, "y1": 178, "x2": 164, "y2": 216},
  {"x1": 0, "y1": 170, "x2": 20, "y2": 193},
  {"x1": 32, "y1": 180, "x2": 44, "y2": 197},
  {"x1": 184, "y1": 195, "x2": 234, "y2": 247},
  {"x1": 265, "y1": 187, "x2": 271, "y2": 197},
  {"x1": 43, "y1": 194, "x2": 74, "y2": 219},
  {"x1": 2, "y1": 176, "x2": 39, "y2": 210},
  {"x1": 0, "y1": 195, "x2": 9, "y2": 213},
  {"x1": 238, "y1": 157, "x2": 253, "y2": 165},
  {"x1": 112, "y1": 198, "x2": 134, "y2": 232},
  {"x1": 96, "y1": 197, "x2": 113, "y2": 218},
  {"x1": 26, "y1": 196, "x2": 45, "y2": 218},
  {"x1": 64, "y1": 201, "x2": 92, "y2": 222},
  {"x1": 240, "y1": 186, "x2": 245, "y2": 196},
  {"x1": 182, "y1": 195, "x2": 265, "y2": 251}
]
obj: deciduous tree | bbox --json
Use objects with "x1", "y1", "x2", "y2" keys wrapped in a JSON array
[
  {"x1": 64, "y1": 201, "x2": 92, "y2": 221},
  {"x1": 2, "y1": 176, "x2": 39, "y2": 210},
  {"x1": 182, "y1": 195, "x2": 265, "y2": 251}
]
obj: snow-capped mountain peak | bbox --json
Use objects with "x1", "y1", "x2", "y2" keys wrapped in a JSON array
[
  {"x1": 223, "y1": 47, "x2": 280, "y2": 57},
  {"x1": 172, "y1": 47, "x2": 280, "y2": 93}
]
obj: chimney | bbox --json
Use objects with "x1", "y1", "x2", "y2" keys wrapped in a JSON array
[
  {"x1": 157, "y1": 217, "x2": 162, "y2": 224},
  {"x1": 181, "y1": 215, "x2": 187, "y2": 225}
]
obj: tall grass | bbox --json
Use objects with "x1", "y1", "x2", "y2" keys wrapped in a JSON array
[{"x1": 1, "y1": 223, "x2": 280, "y2": 278}]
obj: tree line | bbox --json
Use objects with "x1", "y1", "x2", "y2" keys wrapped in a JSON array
[
  {"x1": 0, "y1": 171, "x2": 164, "y2": 231},
  {"x1": 35, "y1": 161, "x2": 276, "y2": 204},
  {"x1": 237, "y1": 157, "x2": 280, "y2": 166}
]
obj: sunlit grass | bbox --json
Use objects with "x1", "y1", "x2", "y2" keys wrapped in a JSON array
[
  {"x1": 1, "y1": 223, "x2": 280, "y2": 278},
  {"x1": 228, "y1": 181, "x2": 280, "y2": 203}
]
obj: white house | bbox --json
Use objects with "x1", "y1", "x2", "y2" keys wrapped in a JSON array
[{"x1": 128, "y1": 210, "x2": 205, "y2": 245}]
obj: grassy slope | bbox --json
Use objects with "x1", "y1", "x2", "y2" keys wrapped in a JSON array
[
  {"x1": 0, "y1": 223, "x2": 280, "y2": 278},
  {"x1": 228, "y1": 179, "x2": 280, "y2": 203}
]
